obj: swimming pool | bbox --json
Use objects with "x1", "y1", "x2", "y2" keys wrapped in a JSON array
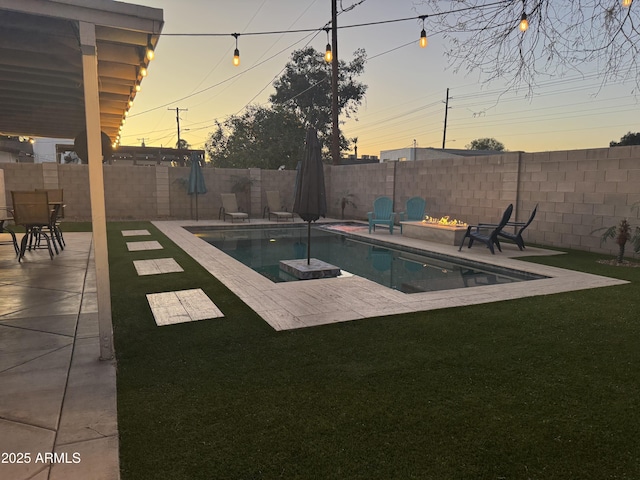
[{"x1": 189, "y1": 223, "x2": 546, "y2": 294}]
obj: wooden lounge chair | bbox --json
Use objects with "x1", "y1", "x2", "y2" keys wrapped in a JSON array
[
  {"x1": 398, "y1": 196, "x2": 426, "y2": 233},
  {"x1": 11, "y1": 190, "x2": 55, "y2": 261},
  {"x1": 368, "y1": 196, "x2": 396, "y2": 234},
  {"x1": 264, "y1": 190, "x2": 293, "y2": 222},
  {"x1": 458, "y1": 204, "x2": 513, "y2": 254},
  {"x1": 497, "y1": 204, "x2": 538, "y2": 250},
  {"x1": 219, "y1": 193, "x2": 249, "y2": 222}
]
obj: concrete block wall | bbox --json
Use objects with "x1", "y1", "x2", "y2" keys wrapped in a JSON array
[
  {"x1": 58, "y1": 164, "x2": 90, "y2": 220},
  {"x1": 103, "y1": 166, "x2": 157, "y2": 220},
  {"x1": 518, "y1": 147, "x2": 640, "y2": 253},
  {"x1": 2, "y1": 145, "x2": 640, "y2": 257},
  {"x1": 327, "y1": 162, "x2": 391, "y2": 220},
  {"x1": 260, "y1": 169, "x2": 297, "y2": 217}
]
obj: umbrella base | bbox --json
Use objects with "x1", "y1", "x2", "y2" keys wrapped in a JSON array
[{"x1": 279, "y1": 258, "x2": 341, "y2": 280}]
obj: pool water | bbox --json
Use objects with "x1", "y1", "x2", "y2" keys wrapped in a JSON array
[{"x1": 190, "y1": 224, "x2": 546, "y2": 294}]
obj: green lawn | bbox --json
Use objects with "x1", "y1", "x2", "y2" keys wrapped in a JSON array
[{"x1": 108, "y1": 221, "x2": 640, "y2": 480}]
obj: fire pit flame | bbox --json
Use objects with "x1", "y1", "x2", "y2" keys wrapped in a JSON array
[{"x1": 422, "y1": 215, "x2": 467, "y2": 227}]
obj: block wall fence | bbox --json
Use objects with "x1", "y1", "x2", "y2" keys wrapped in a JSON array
[{"x1": 2, "y1": 145, "x2": 639, "y2": 257}]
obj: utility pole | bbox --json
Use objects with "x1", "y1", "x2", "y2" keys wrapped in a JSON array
[
  {"x1": 137, "y1": 137, "x2": 147, "y2": 147},
  {"x1": 330, "y1": 0, "x2": 340, "y2": 165},
  {"x1": 442, "y1": 88, "x2": 450, "y2": 149},
  {"x1": 169, "y1": 107, "x2": 188, "y2": 149}
]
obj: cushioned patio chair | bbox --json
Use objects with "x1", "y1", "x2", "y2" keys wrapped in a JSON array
[
  {"x1": 264, "y1": 190, "x2": 293, "y2": 222},
  {"x1": 398, "y1": 196, "x2": 426, "y2": 233},
  {"x1": 458, "y1": 204, "x2": 513, "y2": 254},
  {"x1": 497, "y1": 204, "x2": 538, "y2": 250},
  {"x1": 367, "y1": 196, "x2": 395, "y2": 234},
  {"x1": 11, "y1": 190, "x2": 55, "y2": 261},
  {"x1": 219, "y1": 193, "x2": 249, "y2": 222}
]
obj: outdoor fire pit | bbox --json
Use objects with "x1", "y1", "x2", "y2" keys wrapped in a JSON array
[{"x1": 401, "y1": 216, "x2": 468, "y2": 246}]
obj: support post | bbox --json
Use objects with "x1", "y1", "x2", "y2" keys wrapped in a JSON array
[
  {"x1": 331, "y1": 0, "x2": 340, "y2": 165},
  {"x1": 80, "y1": 22, "x2": 114, "y2": 360},
  {"x1": 442, "y1": 87, "x2": 450, "y2": 149}
]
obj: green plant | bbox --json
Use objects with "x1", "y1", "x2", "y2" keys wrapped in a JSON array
[
  {"x1": 593, "y1": 204, "x2": 640, "y2": 263},
  {"x1": 336, "y1": 192, "x2": 357, "y2": 219}
]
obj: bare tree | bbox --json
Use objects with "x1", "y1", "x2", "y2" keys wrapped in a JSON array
[{"x1": 416, "y1": 1, "x2": 640, "y2": 93}]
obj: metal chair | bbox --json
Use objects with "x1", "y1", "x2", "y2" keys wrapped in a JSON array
[
  {"x1": 36, "y1": 188, "x2": 65, "y2": 252},
  {"x1": 219, "y1": 193, "x2": 249, "y2": 222},
  {"x1": 263, "y1": 190, "x2": 293, "y2": 222},
  {"x1": 11, "y1": 190, "x2": 55, "y2": 261}
]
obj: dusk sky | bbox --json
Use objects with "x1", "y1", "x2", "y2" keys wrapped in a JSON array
[{"x1": 124, "y1": 0, "x2": 639, "y2": 157}]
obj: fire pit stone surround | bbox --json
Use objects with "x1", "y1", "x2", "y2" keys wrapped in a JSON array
[{"x1": 401, "y1": 221, "x2": 468, "y2": 246}]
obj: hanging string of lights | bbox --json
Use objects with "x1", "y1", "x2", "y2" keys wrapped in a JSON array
[
  {"x1": 118, "y1": 0, "x2": 634, "y2": 146},
  {"x1": 156, "y1": 0, "x2": 633, "y2": 66}
]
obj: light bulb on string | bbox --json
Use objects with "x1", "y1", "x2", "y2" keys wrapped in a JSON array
[
  {"x1": 146, "y1": 35, "x2": 155, "y2": 61},
  {"x1": 324, "y1": 29, "x2": 332, "y2": 62},
  {"x1": 622, "y1": 0, "x2": 632, "y2": 7},
  {"x1": 519, "y1": 12, "x2": 529, "y2": 32},
  {"x1": 232, "y1": 33, "x2": 240, "y2": 67},
  {"x1": 419, "y1": 16, "x2": 428, "y2": 48}
]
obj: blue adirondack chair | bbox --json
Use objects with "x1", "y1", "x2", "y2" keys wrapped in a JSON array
[
  {"x1": 398, "y1": 197, "x2": 426, "y2": 233},
  {"x1": 368, "y1": 196, "x2": 395, "y2": 234}
]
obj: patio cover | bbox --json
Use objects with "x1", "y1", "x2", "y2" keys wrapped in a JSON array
[{"x1": 0, "y1": 0, "x2": 164, "y2": 359}]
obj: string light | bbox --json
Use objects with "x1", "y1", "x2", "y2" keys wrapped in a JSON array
[
  {"x1": 232, "y1": 33, "x2": 240, "y2": 67},
  {"x1": 622, "y1": 0, "x2": 632, "y2": 6},
  {"x1": 419, "y1": 15, "x2": 428, "y2": 48},
  {"x1": 519, "y1": 0, "x2": 529, "y2": 32},
  {"x1": 139, "y1": 65, "x2": 148, "y2": 77},
  {"x1": 324, "y1": 28, "x2": 332, "y2": 63},
  {"x1": 146, "y1": 35, "x2": 155, "y2": 61},
  {"x1": 519, "y1": 12, "x2": 529, "y2": 31}
]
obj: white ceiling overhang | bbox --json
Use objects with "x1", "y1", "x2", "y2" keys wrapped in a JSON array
[{"x1": 0, "y1": 0, "x2": 163, "y2": 142}]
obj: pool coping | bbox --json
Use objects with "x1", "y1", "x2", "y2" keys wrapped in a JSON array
[{"x1": 153, "y1": 219, "x2": 628, "y2": 331}]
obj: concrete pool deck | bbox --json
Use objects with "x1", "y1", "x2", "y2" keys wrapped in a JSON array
[{"x1": 153, "y1": 219, "x2": 628, "y2": 331}]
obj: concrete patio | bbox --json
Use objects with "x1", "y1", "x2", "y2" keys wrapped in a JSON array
[{"x1": 0, "y1": 232, "x2": 119, "y2": 480}]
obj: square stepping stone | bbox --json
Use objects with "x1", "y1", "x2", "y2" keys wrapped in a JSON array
[
  {"x1": 121, "y1": 229, "x2": 151, "y2": 237},
  {"x1": 126, "y1": 241, "x2": 163, "y2": 252},
  {"x1": 146, "y1": 289, "x2": 224, "y2": 326},
  {"x1": 133, "y1": 258, "x2": 183, "y2": 276}
]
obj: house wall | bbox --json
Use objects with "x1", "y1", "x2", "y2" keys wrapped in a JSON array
[{"x1": 2, "y1": 145, "x2": 640, "y2": 257}]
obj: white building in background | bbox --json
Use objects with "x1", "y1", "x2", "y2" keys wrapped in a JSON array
[
  {"x1": 32, "y1": 137, "x2": 73, "y2": 163},
  {"x1": 379, "y1": 147, "x2": 504, "y2": 162}
]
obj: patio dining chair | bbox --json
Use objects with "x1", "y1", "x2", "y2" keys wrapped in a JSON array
[
  {"x1": 398, "y1": 196, "x2": 426, "y2": 233},
  {"x1": 263, "y1": 190, "x2": 294, "y2": 222},
  {"x1": 36, "y1": 188, "x2": 65, "y2": 252},
  {"x1": 368, "y1": 196, "x2": 396, "y2": 234},
  {"x1": 219, "y1": 193, "x2": 249, "y2": 222},
  {"x1": 458, "y1": 204, "x2": 513, "y2": 254},
  {"x1": 11, "y1": 190, "x2": 55, "y2": 261}
]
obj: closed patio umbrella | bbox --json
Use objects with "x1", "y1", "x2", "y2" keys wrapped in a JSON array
[
  {"x1": 188, "y1": 152, "x2": 207, "y2": 221},
  {"x1": 293, "y1": 127, "x2": 327, "y2": 264}
]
